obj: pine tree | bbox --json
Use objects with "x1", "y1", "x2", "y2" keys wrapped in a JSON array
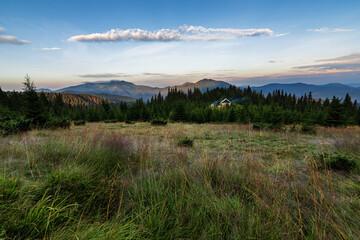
[
  {"x1": 326, "y1": 96, "x2": 346, "y2": 127},
  {"x1": 228, "y1": 108, "x2": 237, "y2": 122},
  {"x1": 22, "y1": 74, "x2": 46, "y2": 125},
  {"x1": 86, "y1": 107, "x2": 100, "y2": 122},
  {"x1": 0, "y1": 87, "x2": 8, "y2": 107},
  {"x1": 173, "y1": 102, "x2": 186, "y2": 121}
]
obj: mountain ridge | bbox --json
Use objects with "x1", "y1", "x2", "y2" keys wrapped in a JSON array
[
  {"x1": 251, "y1": 82, "x2": 360, "y2": 100},
  {"x1": 55, "y1": 79, "x2": 231, "y2": 100},
  {"x1": 47, "y1": 79, "x2": 360, "y2": 100}
]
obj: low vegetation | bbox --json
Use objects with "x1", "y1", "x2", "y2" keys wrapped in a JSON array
[{"x1": 1, "y1": 122, "x2": 360, "y2": 239}]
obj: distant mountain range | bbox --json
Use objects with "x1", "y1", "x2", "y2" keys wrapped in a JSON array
[
  {"x1": 42, "y1": 79, "x2": 360, "y2": 101},
  {"x1": 251, "y1": 82, "x2": 360, "y2": 100},
  {"x1": 54, "y1": 79, "x2": 230, "y2": 100}
]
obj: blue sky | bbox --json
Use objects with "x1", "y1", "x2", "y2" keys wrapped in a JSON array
[{"x1": 0, "y1": 0, "x2": 359, "y2": 90}]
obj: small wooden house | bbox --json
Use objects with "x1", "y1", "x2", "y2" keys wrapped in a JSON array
[
  {"x1": 210, "y1": 98, "x2": 232, "y2": 108},
  {"x1": 220, "y1": 98, "x2": 231, "y2": 107}
]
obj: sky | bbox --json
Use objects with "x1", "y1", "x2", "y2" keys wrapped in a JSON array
[{"x1": 0, "y1": 0, "x2": 360, "y2": 90}]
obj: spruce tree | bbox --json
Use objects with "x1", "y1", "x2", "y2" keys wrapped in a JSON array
[
  {"x1": 228, "y1": 108, "x2": 237, "y2": 122},
  {"x1": 22, "y1": 74, "x2": 46, "y2": 125},
  {"x1": 173, "y1": 102, "x2": 186, "y2": 121},
  {"x1": 326, "y1": 96, "x2": 346, "y2": 127},
  {"x1": 0, "y1": 87, "x2": 8, "y2": 107}
]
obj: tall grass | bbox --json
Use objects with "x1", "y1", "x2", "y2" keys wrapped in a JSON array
[{"x1": 0, "y1": 123, "x2": 359, "y2": 239}]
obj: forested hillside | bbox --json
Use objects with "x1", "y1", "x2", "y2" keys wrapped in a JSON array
[
  {"x1": 42, "y1": 92, "x2": 116, "y2": 106},
  {"x1": 1, "y1": 77, "x2": 360, "y2": 135}
]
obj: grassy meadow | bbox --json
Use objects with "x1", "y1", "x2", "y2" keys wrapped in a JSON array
[{"x1": 1, "y1": 122, "x2": 360, "y2": 239}]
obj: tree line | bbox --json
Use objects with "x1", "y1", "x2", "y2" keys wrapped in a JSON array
[{"x1": 1, "y1": 76, "x2": 360, "y2": 135}]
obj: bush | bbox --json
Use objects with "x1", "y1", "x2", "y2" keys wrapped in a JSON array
[
  {"x1": 103, "y1": 119, "x2": 118, "y2": 123},
  {"x1": 74, "y1": 120, "x2": 86, "y2": 126},
  {"x1": 125, "y1": 120, "x2": 135, "y2": 124},
  {"x1": 301, "y1": 124, "x2": 317, "y2": 134},
  {"x1": 151, "y1": 119, "x2": 167, "y2": 126},
  {"x1": 43, "y1": 118, "x2": 70, "y2": 130},
  {"x1": 0, "y1": 106, "x2": 19, "y2": 122},
  {"x1": 0, "y1": 119, "x2": 32, "y2": 136},
  {"x1": 177, "y1": 136, "x2": 194, "y2": 147},
  {"x1": 317, "y1": 152, "x2": 359, "y2": 172}
]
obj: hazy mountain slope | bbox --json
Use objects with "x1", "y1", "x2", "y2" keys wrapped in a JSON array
[
  {"x1": 54, "y1": 79, "x2": 360, "y2": 100},
  {"x1": 56, "y1": 80, "x2": 163, "y2": 99},
  {"x1": 56, "y1": 79, "x2": 232, "y2": 99},
  {"x1": 175, "y1": 79, "x2": 231, "y2": 92},
  {"x1": 252, "y1": 82, "x2": 360, "y2": 100}
]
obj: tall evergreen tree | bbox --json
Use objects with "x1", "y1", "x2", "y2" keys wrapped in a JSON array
[
  {"x1": 173, "y1": 102, "x2": 186, "y2": 121},
  {"x1": 22, "y1": 74, "x2": 46, "y2": 125},
  {"x1": 326, "y1": 96, "x2": 346, "y2": 127}
]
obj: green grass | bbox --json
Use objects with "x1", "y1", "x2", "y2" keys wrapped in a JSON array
[{"x1": 0, "y1": 123, "x2": 360, "y2": 239}]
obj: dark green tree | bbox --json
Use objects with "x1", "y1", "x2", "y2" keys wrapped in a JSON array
[
  {"x1": 173, "y1": 102, "x2": 186, "y2": 121},
  {"x1": 228, "y1": 108, "x2": 237, "y2": 122},
  {"x1": 326, "y1": 96, "x2": 346, "y2": 127},
  {"x1": 22, "y1": 74, "x2": 47, "y2": 125}
]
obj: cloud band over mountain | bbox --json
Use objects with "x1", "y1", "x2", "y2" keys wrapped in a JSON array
[
  {"x1": 294, "y1": 52, "x2": 360, "y2": 72},
  {"x1": 68, "y1": 25, "x2": 274, "y2": 42}
]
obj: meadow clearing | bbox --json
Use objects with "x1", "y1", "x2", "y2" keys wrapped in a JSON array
[{"x1": 0, "y1": 122, "x2": 360, "y2": 239}]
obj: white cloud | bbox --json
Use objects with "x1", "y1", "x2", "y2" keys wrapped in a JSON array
[
  {"x1": 76, "y1": 73, "x2": 132, "y2": 78},
  {"x1": 306, "y1": 27, "x2": 354, "y2": 33},
  {"x1": 68, "y1": 25, "x2": 274, "y2": 42},
  {"x1": 41, "y1": 47, "x2": 61, "y2": 51},
  {"x1": 294, "y1": 52, "x2": 360, "y2": 72},
  {"x1": 316, "y1": 53, "x2": 360, "y2": 62},
  {"x1": 273, "y1": 33, "x2": 289, "y2": 38},
  {"x1": 0, "y1": 36, "x2": 29, "y2": 45},
  {"x1": 267, "y1": 60, "x2": 284, "y2": 63},
  {"x1": 0, "y1": 27, "x2": 29, "y2": 45}
]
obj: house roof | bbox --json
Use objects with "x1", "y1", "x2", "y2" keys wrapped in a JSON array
[{"x1": 220, "y1": 98, "x2": 231, "y2": 103}]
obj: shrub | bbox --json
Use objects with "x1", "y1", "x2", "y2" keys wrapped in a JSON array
[
  {"x1": 73, "y1": 120, "x2": 86, "y2": 126},
  {"x1": 43, "y1": 118, "x2": 70, "y2": 130},
  {"x1": 125, "y1": 120, "x2": 135, "y2": 124},
  {"x1": 301, "y1": 124, "x2": 317, "y2": 134},
  {"x1": 151, "y1": 119, "x2": 167, "y2": 126},
  {"x1": 103, "y1": 119, "x2": 118, "y2": 123},
  {"x1": 0, "y1": 106, "x2": 19, "y2": 122},
  {"x1": 177, "y1": 136, "x2": 194, "y2": 147},
  {"x1": 317, "y1": 152, "x2": 359, "y2": 172},
  {"x1": 0, "y1": 119, "x2": 32, "y2": 136}
]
